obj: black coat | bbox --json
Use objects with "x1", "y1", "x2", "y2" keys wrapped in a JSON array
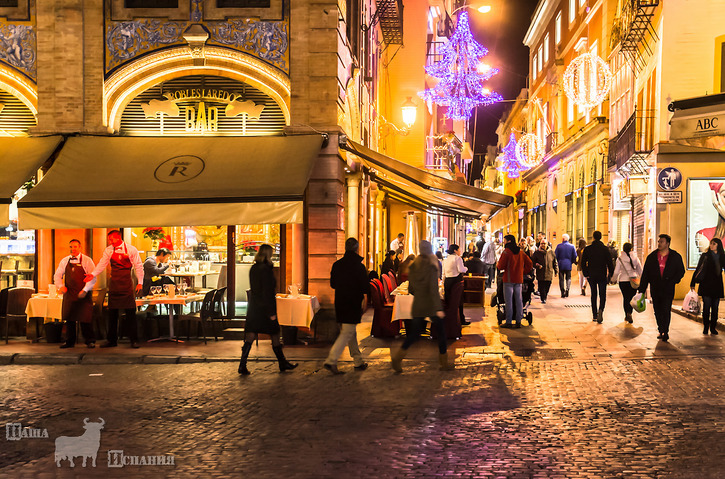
[
  {"x1": 330, "y1": 252, "x2": 369, "y2": 324},
  {"x1": 581, "y1": 240, "x2": 614, "y2": 281},
  {"x1": 639, "y1": 249, "x2": 686, "y2": 298},
  {"x1": 245, "y1": 262, "x2": 280, "y2": 334},
  {"x1": 690, "y1": 251, "x2": 725, "y2": 298},
  {"x1": 464, "y1": 257, "x2": 485, "y2": 275},
  {"x1": 380, "y1": 258, "x2": 396, "y2": 277}
]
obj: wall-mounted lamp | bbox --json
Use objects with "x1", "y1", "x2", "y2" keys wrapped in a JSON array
[{"x1": 380, "y1": 98, "x2": 418, "y2": 136}]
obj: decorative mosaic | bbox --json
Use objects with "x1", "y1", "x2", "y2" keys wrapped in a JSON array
[
  {"x1": 105, "y1": 1, "x2": 289, "y2": 75},
  {"x1": 0, "y1": 24, "x2": 36, "y2": 81}
]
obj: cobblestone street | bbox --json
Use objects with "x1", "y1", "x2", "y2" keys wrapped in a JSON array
[{"x1": 1, "y1": 285, "x2": 725, "y2": 478}]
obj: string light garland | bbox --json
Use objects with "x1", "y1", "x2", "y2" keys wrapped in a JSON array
[
  {"x1": 563, "y1": 52, "x2": 612, "y2": 109},
  {"x1": 419, "y1": 11, "x2": 502, "y2": 120},
  {"x1": 497, "y1": 133, "x2": 526, "y2": 179},
  {"x1": 515, "y1": 133, "x2": 544, "y2": 168}
]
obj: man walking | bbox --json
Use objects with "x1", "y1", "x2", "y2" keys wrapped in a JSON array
[
  {"x1": 324, "y1": 238, "x2": 369, "y2": 374},
  {"x1": 555, "y1": 234, "x2": 577, "y2": 298},
  {"x1": 55, "y1": 239, "x2": 97, "y2": 349},
  {"x1": 481, "y1": 238, "x2": 497, "y2": 289},
  {"x1": 85, "y1": 230, "x2": 144, "y2": 348},
  {"x1": 580, "y1": 231, "x2": 614, "y2": 323},
  {"x1": 638, "y1": 234, "x2": 685, "y2": 342}
]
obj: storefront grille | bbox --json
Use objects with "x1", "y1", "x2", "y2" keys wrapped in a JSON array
[
  {"x1": 0, "y1": 89, "x2": 36, "y2": 134},
  {"x1": 587, "y1": 192, "x2": 596, "y2": 237},
  {"x1": 633, "y1": 195, "x2": 646, "y2": 261}
]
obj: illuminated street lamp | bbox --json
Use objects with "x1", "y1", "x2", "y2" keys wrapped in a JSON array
[
  {"x1": 451, "y1": 3, "x2": 493, "y2": 15},
  {"x1": 401, "y1": 97, "x2": 418, "y2": 128}
]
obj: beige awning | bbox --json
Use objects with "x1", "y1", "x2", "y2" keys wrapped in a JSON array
[
  {"x1": 670, "y1": 103, "x2": 725, "y2": 140},
  {"x1": 0, "y1": 136, "x2": 63, "y2": 222},
  {"x1": 342, "y1": 140, "x2": 512, "y2": 219},
  {"x1": 18, "y1": 135, "x2": 323, "y2": 229}
]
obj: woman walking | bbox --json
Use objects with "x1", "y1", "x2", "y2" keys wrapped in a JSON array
[
  {"x1": 238, "y1": 244, "x2": 297, "y2": 375},
  {"x1": 576, "y1": 237, "x2": 587, "y2": 295},
  {"x1": 442, "y1": 244, "x2": 469, "y2": 325},
  {"x1": 532, "y1": 239, "x2": 558, "y2": 304},
  {"x1": 611, "y1": 242, "x2": 643, "y2": 323},
  {"x1": 691, "y1": 238, "x2": 725, "y2": 335},
  {"x1": 391, "y1": 240, "x2": 452, "y2": 372}
]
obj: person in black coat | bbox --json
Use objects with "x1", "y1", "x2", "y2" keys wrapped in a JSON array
[
  {"x1": 464, "y1": 251, "x2": 485, "y2": 275},
  {"x1": 380, "y1": 250, "x2": 397, "y2": 277},
  {"x1": 238, "y1": 244, "x2": 297, "y2": 375},
  {"x1": 580, "y1": 231, "x2": 614, "y2": 322},
  {"x1": 638, "y1": 234, "x2": 686, "y2": 342},
  {"x1": 323, "y1": 238, "x2": 370, "y2": 374},
  {"x1": 690, "y1": 237, "x2": 725, "y2": 335}
]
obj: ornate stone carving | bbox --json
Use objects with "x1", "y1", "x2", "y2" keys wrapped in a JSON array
[
  {"x1": 0, "y1": 24, "x2": 36, "y2": 81},
  {"x1": 207, "y1": 19, "x2": 288, "y2": 72},
  {"x1": 106, "y1": 20, "x2": 187, "y2": 71}
]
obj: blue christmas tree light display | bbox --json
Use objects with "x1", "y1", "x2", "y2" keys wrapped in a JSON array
[
  {"x1": 497, "y1": 133, "x2": 526, "y2": 179},
  {"x1": 419, "y1": 10, "x2": 502, "y2": 120}
]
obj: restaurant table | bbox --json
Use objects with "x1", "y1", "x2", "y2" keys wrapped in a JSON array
[
  {"x1": 162, "y1": 271, "x2": 216, "y2": 289},
  {"x1": 136, "y1": 293, "x2": 205, "y2": 342},
  {"x1": 25, "y1": 294, "x2": 64, "y2": 323},
  {"x1": 275, "y1": 294, "x2": 320, "y2": 328},
  {"x1": 391, "y1": 281, "x2": 445, "y2": 322}
]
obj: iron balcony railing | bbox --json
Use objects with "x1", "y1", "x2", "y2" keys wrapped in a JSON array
[{"x1": 608, "y1": 108, "x2": 656, "y2": 169}]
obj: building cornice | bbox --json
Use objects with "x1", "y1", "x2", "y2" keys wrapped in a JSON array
[{"x1": 524, "y1": 0, "x2": 557, "y2": 47}]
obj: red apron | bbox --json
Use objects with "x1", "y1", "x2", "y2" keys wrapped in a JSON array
[
  {"x1": 108, "y1": 244, "x2": 137, "y2": 309},
  {"x1": 62, "y1": 254, "x2": 93, "y2": 323}
]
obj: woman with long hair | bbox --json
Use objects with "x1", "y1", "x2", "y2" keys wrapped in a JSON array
[
  {"x1": 442, "y1": 244, "x2": 469, "y2": 325},
  {"x1": 238, "y1": 244, "x2": 297, "y2": 375},
  {"x1": 576, "y1": 237, "x2": 587, "y2": 295},
  {"x1": 611, "y1": 242, "x2": 643, "y2": 323},
  {"x1": 691, "y1": 237, "x2": 725, "y2": 335}
]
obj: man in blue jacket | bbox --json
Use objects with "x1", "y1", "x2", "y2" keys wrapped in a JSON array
[{"x1": 554, "y1": 234, "x2": 578, "y2": 298}]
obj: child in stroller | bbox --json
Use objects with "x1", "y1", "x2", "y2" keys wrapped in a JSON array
[{"x1": 491, "y1": 268, "x2": 534, "y2": 326}]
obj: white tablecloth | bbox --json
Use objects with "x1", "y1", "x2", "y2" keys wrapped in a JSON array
[
  {"x1": 275, "y1": 295, "x2": 320, "y2": 327},
  {"x1": 25, "y1": 295, "x2": 64, "y2": 323},
  {"x1": 392, "y1": 294, "x2": 414, "y2": 321}
]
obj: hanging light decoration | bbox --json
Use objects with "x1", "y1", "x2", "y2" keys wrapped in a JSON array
[
  {"x1": 515, "y1": 133, "x2": 544, "y2": 168},
  {"x1": 497, "y1": 133, "x2": 526, "y2": 179},
  {"x1": 419, "y1": 11, "x2": 502, "y2": 121},
  {"x1": 563, "y1": 52, "x2": 612, "y2": 109}
]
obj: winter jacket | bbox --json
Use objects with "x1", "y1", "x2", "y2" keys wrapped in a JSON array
[
  {"x1": 532, "y1": 248, "x2": 558, "y2": 282},
  {"x1": 580, "y1": 240, "x2": 614, "y2": 281},
  {"x1": 497, "y1": 245, "x2": 534, "y2": 284},
  {"x1": 330, "y1": 251, "x2": 369, "y2": 324},
  {"x1": 246, "y1": 262, "x2": 279, "y2": 334},
  {"x1": 464, "y1": 257, "x2": 485, "y2": 275},
  {"x1": 408, "y1": 255, "x2": 443, "y2": 318},
  {"x1": 611, "y1": 252, "x2": 643, "y2": 283},
  {"x1": 690, "y1": 250, "x2": 725, "y2": 299},
  {"x1": 638, "y1": 249, "x2": 685, "y2": 298},
  {"x1": 554, "y1": 242, "x2": 577, "y2": 272}
]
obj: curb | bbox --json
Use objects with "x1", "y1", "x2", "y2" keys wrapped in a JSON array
[
  {"x1": 0, "y1": 355, "x2": 329, "y2": 366},
  {"x1": 671, "y1": 307, "x2": 725, "y2": 332}
]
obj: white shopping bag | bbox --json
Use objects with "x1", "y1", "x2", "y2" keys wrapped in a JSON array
[
  {"x1": 682, "y1": 290, "x2": 701, "y2": 314},
  {"x1": 630, "y1": 292, "x2": 647, "y2": 313}
]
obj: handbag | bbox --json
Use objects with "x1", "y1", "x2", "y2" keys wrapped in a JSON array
[{"x1": 619, "y1": 257, "x2": 640, "y2": 288}]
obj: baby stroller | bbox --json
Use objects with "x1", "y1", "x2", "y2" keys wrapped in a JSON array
[{"x1": 491, "y1": 268, "x2": 534, "y2": 326}]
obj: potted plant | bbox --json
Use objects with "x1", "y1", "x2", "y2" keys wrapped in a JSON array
[{"x1": 142, "y1": 227, "x2": 166, "y2": 251}]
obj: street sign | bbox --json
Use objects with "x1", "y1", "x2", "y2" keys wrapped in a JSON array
[
  {"x1": 657, "y1": 191, "x2": 682, "y2": 204},
  {"x1": 657, "y1": 167, "x2": 682, "y2": 191}
]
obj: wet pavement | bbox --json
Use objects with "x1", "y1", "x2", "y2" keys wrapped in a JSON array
[{"x1": 1, "y1": 280, "x2": 724, "y2": 478}]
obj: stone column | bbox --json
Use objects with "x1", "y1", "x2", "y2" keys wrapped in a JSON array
[{"x1": 346, "y1": 174, "x2": 361, "y2": 240}]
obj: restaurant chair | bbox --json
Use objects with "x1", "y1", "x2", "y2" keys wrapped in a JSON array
[
  {"x1": 387, "y1": 271, "x2": 398, "y2": 290},
  {"x1": 432, "y1": 281, "x2": 463, "y2": 341},
  {"x1": 4, "y1": 287, "x2": 34, "y2": 344},
  {"x1": 370, "y1": 282, "x2": 399, "y2": 338},
  {"x1": 177, "y1": 289, "x2": 217, "y2": 344},
  {"x1": 372, "y1": 279, "x2": 393, "y2": 307},
  {"x1": 91, "y1": 288, "x2": 108, "y2": 340},
  {"x1": 212, "y1": 286, "x2": 227, "y2": 324},
  {"x1": 381, "y1": 275, "x2": 394, "y2": 301}
]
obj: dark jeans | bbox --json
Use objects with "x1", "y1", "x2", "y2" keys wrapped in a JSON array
[
  {"x1": 652, "y1": 294, "x2": 674, "y2": 333},
  {"x1": 619, "y1": 281, "x2": 637, "y2": 315},
  {"x1": 539, "y1": 280, "x2": 552, "y2": 301},
  {"x1": 558, "y1": 270, "x2": 571, "y2": 295},
  {"x1": 703, "y1": 296, "x2": 720, "y2": 324},
  {"x1": 402, "y1": 317, "x2": 447, "y2": 354},
  {"x1": 483, "y1": 263, "x2": 496, "y2": 288},
  {"x1": 107, "y1": 308, "x2": 138, "y2": 344},
  {"x1": 588, "y1": 278, "x2": 608, "y2": 317},
  {"x1": 65, "y1": 320, "x2": 95, "y2": 345},
  {"x1": 444, "y1": 275, "x2": 465, "y2": 321}
]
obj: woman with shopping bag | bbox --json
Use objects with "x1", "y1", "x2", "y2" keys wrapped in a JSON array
[
  {"x1": 611, "y1": 243, "x2": 643, "y2": 324},
  {"x1": 690, "y1": 237, "x2": 725, "y2": 335}
]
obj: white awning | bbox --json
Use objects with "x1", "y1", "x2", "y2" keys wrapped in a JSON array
[{"x1": 18, "y1": 135, "x2": 323, "y2": 229}]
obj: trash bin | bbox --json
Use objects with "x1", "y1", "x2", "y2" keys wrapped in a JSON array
[
  {"x1": 281, "y1": 325, "x2": 298, "y2": 345},
  {"x1": 44, "y1": 321, "x2": 63, "y2": 343}
]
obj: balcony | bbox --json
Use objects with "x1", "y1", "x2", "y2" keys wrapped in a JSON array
[
  {"x1": 375, "y1": 0, "x2": 404, "y2": 45},
  {"x1": 545, "y1": 132, "x2": 558, "y2": 153},
  {"x1": 426, "y1": 41, "x2": 445, "y2": 68},
  {"x1": 426, "y1": 134, "x2": 461, "y2": 175},
  {"x1": 608, "y1": 109, "x2": 655, "y2": 171},
  {"x1": 611, "y1": 0, "x2": 659, "y2": 71}
]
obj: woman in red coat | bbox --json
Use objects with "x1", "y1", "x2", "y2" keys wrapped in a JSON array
[{"x1": 497, "y1": 235, "x2": 533, "y2": 328}]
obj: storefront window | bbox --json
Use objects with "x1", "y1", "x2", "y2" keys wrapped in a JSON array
[{"x1": 1, "y1": 188, "x2": 35, "y2": 289}]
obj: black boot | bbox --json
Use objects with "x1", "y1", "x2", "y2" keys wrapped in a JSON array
[
  {"x1": 703, "y1": 317, "x2": 710, "y2": 335},
  {"x1": 273, "y1": 345, "x2": 298, "y2": 372},
  {"x1": 238, "y1": 342, "x2": 253, "y2": 375},
  {"x1": 711, "y1": 319, "x2": 719, "y2": 335}
]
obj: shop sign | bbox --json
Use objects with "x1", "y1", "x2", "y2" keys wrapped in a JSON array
[
  {"x1": 687, "y1": 179, "x2": 725, "y2": 268},
  {"x1": 656, "y1": 191, "x2": 682, "y2": 204},
  {"x1": 657, "y1": 167, "x2": 682, "y2": 191},
  {"x1": 670, "y1": 106, "x2": 725, "y2": 140}
]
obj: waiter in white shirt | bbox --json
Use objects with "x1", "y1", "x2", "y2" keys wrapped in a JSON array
[
  {"x1": 85, "y1": 230, "x2": 144, "y2": 348},
  {"x1": 390, "y1": 233, "x2": 405, "y2": 253},
  {"x1": 442, "y1": 244, "x2": 470, "y2": 326},
  {"x1": 55, "y1": 239, "x2": 97, "y2": 349}
]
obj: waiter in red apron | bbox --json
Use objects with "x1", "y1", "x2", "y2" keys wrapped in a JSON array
[
  {"x1": 85, "y1": 230, "x2": 144, "y2": 348},
  {"x1": 54, "y1": 239, "x2": 97, "y2": 349}
]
